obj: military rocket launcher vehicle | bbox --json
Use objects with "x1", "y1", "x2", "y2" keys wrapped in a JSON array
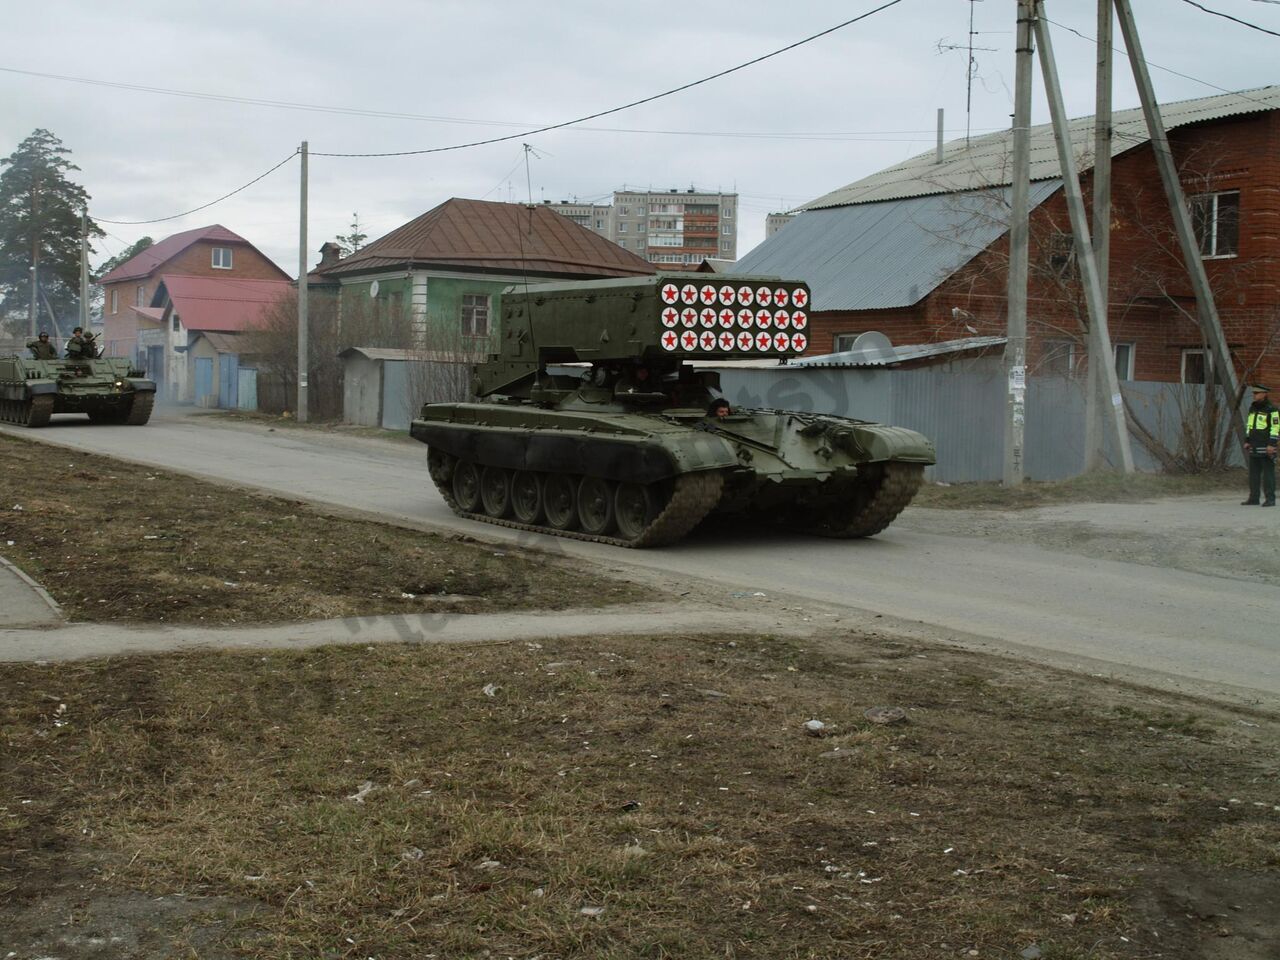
[
  {"x1": 0, "y1": 353, "x2": 156, "y2": 427},
  {"x1": 411, "y1": 274, "x2": 935, "y2": 547}
]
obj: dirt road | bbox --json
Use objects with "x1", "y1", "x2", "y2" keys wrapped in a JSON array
[{"x1": 4, "y1": 409, "x2": 1278, "y2": 709}]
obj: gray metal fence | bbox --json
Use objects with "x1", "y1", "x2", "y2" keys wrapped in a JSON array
[{"x1": 716, "y1": 359, "x2": 1241, "y2": 483}]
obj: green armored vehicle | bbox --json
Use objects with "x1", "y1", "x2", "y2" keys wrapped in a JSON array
[
  {"x1": 0, "y1": 344, "x2": 156, "y2": 427},
  {"x1": 411, "y1": 275, "x2": 935, "y2": 547}
]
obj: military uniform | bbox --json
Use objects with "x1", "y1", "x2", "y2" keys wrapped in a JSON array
[
  {"x1": 26, "y1": 337, "x2": 57, "y2": 360},
  {"x1": 1243, "y1": 386, "x2": 1279, "y2": 507},
  {"x1": 65, "y1": 332, "x2": 97, "y2": 361}
]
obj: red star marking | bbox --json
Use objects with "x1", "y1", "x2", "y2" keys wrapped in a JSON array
[
  {"x1": 773, "y1": 332, "x2": 791, "y2": 351},
  {"x1": 719, "y1": 309, "x2": 735, "y2": 328},
  {"x1": 737, "y1": 286, "x2": 754, "y2": 305},
  {"x1": 700, "y1": 285, "x2": 717, "y2": 304},
  {"x1": 662, "y1": 330, "x2": 678, "y2": 350},
  {"x1": 792, "y1": 289, "x2": 808, "y2": 307},
  {"x1": 737, "y1": 331, "x2": 754, "y2": 350},
  {"x1": 756, "y1": 332, "x2": 773, "y2": 350},
  {"x1": 756, "y1": 309, "x2": 772, "y2": 329},
  {"x1": 792, "y1": 311, "x2": 807, "y2": 329},
  {"x1": 680, "y1": 284, "x2": 698, "y2": 304},
  {"x1": 700, "y1": 331, "x2": 717, "y2": 349},
  {"x1": 774, "y1": 288, "x2": 790, "y2": 307},
  {"x1": 681, "y1": 331, "x2": 698, "y2": 349},
  {"x1": 755, "y1": 287, "x2": 772, "y2": 305},
  {"x1": 681, "y1": 308, "x2": 698, "y2": 327},
  {"x1": 661, "y1": 283, "x2": 679, "y2": 303},
  {"x1": 719, "y1": 285, "x2": 735, "y2": 304},
  {"x1": 662, "y1": 307, "x2": 678, "y2": 327},
  {"x1": 792, "y1": 333, "x2": 808, "y2": 352},
  {"x1": 738, "y1": 308, "x2": 754, "y2": 327},
  {"x1": 700, "y1": 308, "x2": 717, "y2": 328},
  {"x1": 719, "y1": 332, "x2": 735, "y2": 349},
  {"x1": 774, "y1": 310, "x2": 790, "y2": 330}
]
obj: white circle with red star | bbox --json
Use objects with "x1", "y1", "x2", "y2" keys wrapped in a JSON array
[
  {"x1": 791, "y1": 310, "x2": 807, "y2": 330},
  {"x1": 680, "y1": 284, "x2": 699, "y2": 304},
  {"x1": 660, "y1": 330, "x2": 679, "y2": 351},
  {"x1": 660, "y1": 283, "x2": 679, "y2": 304},
  {"x1": 661, "y1": 307, "x2": 679, "y2": 328}
]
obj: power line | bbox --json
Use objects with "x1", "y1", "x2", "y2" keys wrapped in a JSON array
[
  {"x1": 1178, "y1": 0, "x2": 1280, "y2": 37},
  {"x1": 96, "y1": 151, "x2": 298, "y2": 225},
  {"x1": 310, "y1": 0, "x2": 908, "y2": 158}
]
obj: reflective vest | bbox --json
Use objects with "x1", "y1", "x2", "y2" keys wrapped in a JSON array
[{"x1": 1245, "y1": 404, "x2": 1279, "y2": 448}]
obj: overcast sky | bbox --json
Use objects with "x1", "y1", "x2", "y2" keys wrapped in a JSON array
[{"x1": 3, "y1": 0, "x2": 1278, "y2": 276}]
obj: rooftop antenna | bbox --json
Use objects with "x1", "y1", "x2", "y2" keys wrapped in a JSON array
[{"x1": 936, "y1": 0, "x2": 995, "y2": 148}]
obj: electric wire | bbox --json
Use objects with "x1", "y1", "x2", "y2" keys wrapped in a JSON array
[
  {"x1": 95, "y1": 151, "x2": 298, "y2": 225},
  {"x1": 1177, "y1": 0, "x2": 1280, "y2": 37},
  {"x1": 308, "y1": 0, "x2": 907, "y2": 157}
]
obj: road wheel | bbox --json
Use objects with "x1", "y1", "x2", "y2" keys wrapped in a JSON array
[
  {"x1": 510, "y1": 471, "x2": 544, "y2": 524},
  {"x1": 452, "y1": 461, "x2": 483, "y2": 513},
  {"x1": 543, "y1": 474, "x2": 579, "y2": 530},
  {"x1": 577, "y1": 476, "x2": 616, "y2": 535},
  {"x1": 480, "y1": 466, "x2": 512, "y2": 518},
  {"x1": 614, "y1": 482, "x2": 656, "y2": 541}
]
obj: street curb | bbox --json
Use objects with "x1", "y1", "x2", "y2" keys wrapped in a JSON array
[{"x1": 0, "y1": 553, "x2": 63, "y2": 621}]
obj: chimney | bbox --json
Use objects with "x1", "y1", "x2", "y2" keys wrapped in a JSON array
[
  {"x1": 936, "y1": 108, "x2": 944, "y2": 164},
  {"x1": 318, "y1": 241, "x2": 343, "y2": 269}
]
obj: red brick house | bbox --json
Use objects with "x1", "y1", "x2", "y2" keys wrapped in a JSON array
[
  {"x1": 98, "y1": 224, "x2": 290, "y2": 389},
  {"x1": 735, "y1": 86, "x2": 1280, "y2": 388}
]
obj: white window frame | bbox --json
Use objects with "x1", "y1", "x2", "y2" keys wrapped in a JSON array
[
  {"x1": 1181, "y1": 348, "x2": 1211, "y2": 385},
  {"x1": 110, "y1": 289, "x2": 118, "y2": 314},
  {"x1": 1189, "y1": 190, "x2": 1239, "y2": 260},
  {"x1": 211, "y1": 246, "x2": 234, "y2": 270},
  {"x1": 1113, "y1": 342, "x2": 1135, "y2": 381},
  {"x1": 136, "y1": 284, "x2": 145, "y2": 307},
  {"x1": 834, "y1": 333, "x2": 859, "y2": 352},
  {"x1": 460, "y1": 293, "x2": 490, "y2": 338}
]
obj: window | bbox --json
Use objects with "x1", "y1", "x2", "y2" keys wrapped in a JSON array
[
  {"x1": 172, "y1": 314, "x2": 181, "y2": 332},
  {"x1": 595, "y1": 219, "x2": 604, "y2": 229},
  {"x1": 1114, "y1": 342, "x2": 1135, "y2": 381},
  {"x1": 618, "y1": 222, "x2": 627, "y2": 233},
  {"x1": 1042, "y1": 339, "x2": 1076, "y2": 377},
  {"x1": 211, "y1": 246, "x2": 233, "y2": 269},
  {"x1": 637, "y1": 205, "x2": 646, "y2": 215},
  {"x1": 620, "y1": 206, "x2": 630, "y2": 216},
  {"x1": 723, "y1": 207, "x2": 733, "y2": 218},
  {"x1": 1047, "y1": 234, "x2": 1078, "y2": 280},
  {"x1": 722, "y1": 224, "x2": 732, "y2": 235},
  {"x1": 617, "y1": 239, "x2": 627, "y2": 249},
  {"x1": 110, "y1": 289, "x2": 118, "y2": 314},
  {"x1": 1181, "y1": 349, "x2": 1209, "y2": 384},
  {"x1": 637, "y1": 222, "x2": 646, "y2": 233},
  {"x1": 721, "y1": 241, "x2": 731, "y2": 252},
  {"x1": 460, "y1": 294, "x2": 490, "y2": 337},
  {"x1": 834, "y1": 334, "x2": 859, "y2": 352},
  {"x1": 136, "y1": 284, "x2": 145, "y2": 307},
  {"x1": 1189, "y1": 191, "x2": 1239, "y2": 258}
]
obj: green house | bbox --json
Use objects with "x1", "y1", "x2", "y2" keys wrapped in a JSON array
[{"x1": 308, "y1": 198, "x2": 655, "y2": 355}]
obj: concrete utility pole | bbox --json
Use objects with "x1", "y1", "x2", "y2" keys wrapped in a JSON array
[
  {"x1": 1112, "y1": 0, "x2": 1243, "y2": 443},
  {"x1": 80, "y1": 209, "x2": 90, "y2": 331},
  {"x1": 29, "y1": 173, "x2": 40, "y2": 338},
  {"x1": 1003, "y1": 0, "x2": 1034, "y2": 486},
  {"x1": 297, "y1": 141, "x2": 309, "y2": 423},
  {"x1": 1084, "y1": 0, "x2": 1114, "y2": 471},
  {"x1": 1032, "y1": 3, "x2": 1135, "y2": 473}
]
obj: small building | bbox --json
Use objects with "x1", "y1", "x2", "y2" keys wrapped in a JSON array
[
  {"x1": 187, "y1": 331, "x2": 261, "y2": 410},
  {"x1": 339, "y1": 347, "x2": 477, "y2": 431}
]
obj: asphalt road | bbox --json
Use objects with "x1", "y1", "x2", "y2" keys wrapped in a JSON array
[{"x1": 6, "y1": 408, "x2": 1279, "y2": 710}]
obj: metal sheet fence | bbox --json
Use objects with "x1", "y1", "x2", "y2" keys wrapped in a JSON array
[{"x1": 717, "y1": 361, "x2": 1242, "y2": 483}]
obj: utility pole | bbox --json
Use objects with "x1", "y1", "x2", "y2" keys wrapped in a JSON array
[
  {"x1": 297, "y1": 141, "x2": 309, "y2": 423},
  {"x1": 1003, "y1": 0, "x2": 1034, "y2": 486},
  {"x1": 1112, "y1": 0, "x2": 1243, "y2": 444},
  {"x1": 80, "y1": 208, "x2": 90, "y2": 332},
  {"x1": 1084, "y1": 0, "x2": 1114, "y2": 471},
  {"x1": 1032, "y1": 3, "x2": 1134, "y2": 473},
  {"x1": 29, "y1": 172, "x2": 41, "y2": 338}
]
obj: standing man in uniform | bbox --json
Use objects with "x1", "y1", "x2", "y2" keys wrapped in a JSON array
[
  {"x1": 26, "y1": 331, "x2": 58, "y2": 360},
  {"x1": 1242, "y1": 384, "x2": 1278, "y2": 507}
]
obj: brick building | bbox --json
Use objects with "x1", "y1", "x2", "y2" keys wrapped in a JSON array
[
  {"x1": 733, "y1": 87, "x2": 1280, "y2": 388},
  {"x1": 97, "y1": 224, "x2": 290, "y2": 399}
]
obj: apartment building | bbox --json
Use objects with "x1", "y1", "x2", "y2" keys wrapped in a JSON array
[{"x1": 546, "y1": 187, "x2": 738, "y2": 271}]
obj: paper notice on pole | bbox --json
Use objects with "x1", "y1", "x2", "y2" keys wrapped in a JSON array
[
  {"x1": 1112, "y1": 392, "x2": 1123, "y2": 408},
  {"x1": 1009, "y1": 365, "x2": 1026, "y2": 391}
]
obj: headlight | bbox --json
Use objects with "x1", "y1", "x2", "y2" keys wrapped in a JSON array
[{"x1": 115, "y1": 380, "x2": 124, "y2": 388}]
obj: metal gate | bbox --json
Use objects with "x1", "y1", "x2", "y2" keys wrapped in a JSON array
[
  {"x1": 218, "y1": 353, "x2": 239, "y2": 409},
  {"x1": 237, "y1": 367, "x2": 257, "y2": 410},
  {"x1": 194, "y1": 357, "x2": 214, "y2": 407}
]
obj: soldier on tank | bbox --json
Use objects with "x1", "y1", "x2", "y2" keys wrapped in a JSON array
[
  {"x1": 65, "y1": 327, "x2": 98, "y2": 361},
  {"x1": 26, "y1": 331, "x2": 58, "y2": 360}
]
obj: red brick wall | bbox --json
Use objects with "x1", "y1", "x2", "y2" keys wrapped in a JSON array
[{"x1": 807, "y1": 111, "x2": 1280, "y2": 385}]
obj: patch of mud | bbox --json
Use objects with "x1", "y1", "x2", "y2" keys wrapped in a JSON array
[{"x1": 1127, "y1": 866, "x2": 1280, "y2": 959}]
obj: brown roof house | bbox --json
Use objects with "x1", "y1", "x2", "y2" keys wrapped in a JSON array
[
  {"x1": 98, "y1": 224, "x2": 291, "y2": 400},
  {"x1": 733, "y1": 86, "x2": 1280, "y2": 388},
  {"x1": 308, "y1": 197, "x2": 655, "y2": 355}
]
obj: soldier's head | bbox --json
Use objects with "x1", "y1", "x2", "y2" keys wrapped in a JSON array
[
  {"x1": 72, "y1": 326, "x2": 83, "y2": 336},
  {"x1": 37, "y1": 332, "x2": 49, "y2": 341},
  {"x1": 707, "y1": 398, "x2": 731, "y2": 419}
]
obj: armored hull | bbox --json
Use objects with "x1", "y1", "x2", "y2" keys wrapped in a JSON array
[
  {"x1": 410, "y1": 273, "x2": 936, "y2": 547},
  {"x1": 0, "y1": 355, "x2": 156, "y2": 427},
  {"x1": 413, "y1": 399, "x2": 934, "y2": 547}
]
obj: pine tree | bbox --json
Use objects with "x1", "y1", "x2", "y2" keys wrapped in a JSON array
[
  {"x1": 0, "y1": 129, "x2": 104, "y2": 337},
  {"x1": 334, "y1": 212, "x2": 367, "y2": 257}
]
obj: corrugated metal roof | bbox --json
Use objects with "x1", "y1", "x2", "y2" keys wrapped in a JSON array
[
  {"x1": 729, "y1": 181, "x2": 1060, "y2": 310},
  {"x1": 160, "y1": 274, "x2": 293, "y2": 332},
  {"x1": 192, "y1": 331, "x2": 244, "y2": 354},
  {"x1": 805, "y1": 85, "x2": 1280, "y2": 209},
  {"x1": 338, "y1": 347, "x2": 478, "y2": 364},
  {"x1": 317, "y1": 198, "x2": 656, "y2": 279},
  {"x1": 791, "y1": 335, "x2": 1007, "y2": 368}
]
